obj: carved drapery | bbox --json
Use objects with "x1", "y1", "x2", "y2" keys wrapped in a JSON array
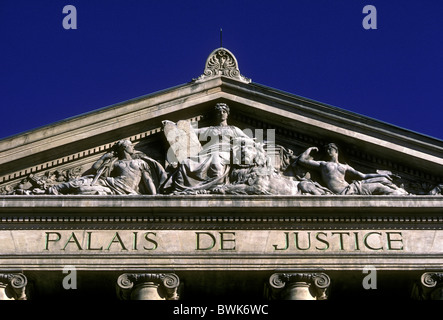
[
  {"x1": 0, "y1": 273, "x2": 27, "y2": 300},
  {"x1": 268, "y1": 272, "x2": 330, "y2": 300},
  {"x1": 116, "y1": 273, "x2": 180, "y2": 300}
]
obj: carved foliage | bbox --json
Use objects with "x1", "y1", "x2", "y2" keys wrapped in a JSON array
[{"x1": 196, "y1": 48, "x2": 251, "y2": 83}]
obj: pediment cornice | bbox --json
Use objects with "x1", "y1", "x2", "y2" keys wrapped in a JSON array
[{"x1": 1, "y1": 194, "x2": 442, "y2": 215}]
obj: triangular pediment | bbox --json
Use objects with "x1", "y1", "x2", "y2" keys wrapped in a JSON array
[{"x1": 0, "y1": 48, "x2": 442, "y2": 196}]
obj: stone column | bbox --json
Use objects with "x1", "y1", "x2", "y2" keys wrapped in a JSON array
[
  {"x1": 268, "y1": 272, "x2": 330, "y2": 300},
  {"x1": 416, "y1": 272, "x2": 443, "y2": 300},
  {"x1": 0, "y1": 273, "x2": 27, "y2": 300},
  {"x1": 116, "y1": 273, "x2": 180, "y2": 300}
]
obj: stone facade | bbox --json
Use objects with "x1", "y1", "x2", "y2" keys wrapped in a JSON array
[{"x1": 0, "y1": 48, "x2": 441, "y2": 301}]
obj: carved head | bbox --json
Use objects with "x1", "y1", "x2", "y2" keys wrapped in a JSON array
[
  {"x1": 325, "y1": 143, "x2": 338, "y2": 152},
  {"x1": 214, "y1": 102, "x2": 231, "y2": 115},
  {"x1": 113, "y1": 139, "x2": 134, "y2": 155},
  {"x1": 324, "y1": 143, "x2": 339, "y2": 159},
  {"x1": 232, "y1": 137, "x2": 268, "y2": 167}
]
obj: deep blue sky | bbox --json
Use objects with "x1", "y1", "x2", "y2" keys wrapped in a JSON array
[{"x1": 1, "y1": 1, "x2": 442, "y2": 140}]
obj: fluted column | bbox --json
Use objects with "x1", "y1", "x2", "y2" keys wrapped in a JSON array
[
  {"x1": 116, "y1": 273, "x2": 180, "y2": 300},
  {"x1": 0, "y1": 273, "x2": 27, "y2": 300},
  {"x1": 416, "y1": 272, "x2": 443, "y2": 300},
  {"x1": 268, "y1": 272, "x2": 330, "y2": 300}
]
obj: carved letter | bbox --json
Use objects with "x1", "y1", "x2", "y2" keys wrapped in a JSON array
[
  {"x1": 294, "y1": 232, "x2": 311, "y2": 250},
  {"x1": 63, "y1": 232, "x2": 83, "y2": 250},
  {"x1": 106, "y1": 232, "x2": 127, "y2": 251},
  {"x1": 315, "y1": 232, "x2": 329, "y2": 250},
  {"x1": 386, "y1": 232, "x2": 403, "y2": 250},
  {"x1": 45, "y1": 232, "x2": 61, "y2": 250},
  {"x1": 353, "y1": 232, "x2": 361, "y2": 251},
  {"x1": 332, "y1": 232, "x2": 350, "y2": 250},
  {"x1": 196, "y1": 232, "x2": 216, "y2": 250},
  {"x1": 273, "y1": 232, "x2": 289, "y2": 251},
  {"x1": 143, "y1": 232, "x2": 158, "y2": 250},
  {"x1": 363, "y1": 232, "x2": 383, "y2": 250},
  {"x1": 132, "y1": 232, "x2": 138, "y2": 250},
  {"x1": 219, "y1": 232, "x2": 236, "y2": 250},
  {"x1": 86, "y1": 232, "x2": 103, "y2": 251}
]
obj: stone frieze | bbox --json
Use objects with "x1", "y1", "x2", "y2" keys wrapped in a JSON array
[{"x1": 3, "y1": 102, "x2": 441, "y2": 196}]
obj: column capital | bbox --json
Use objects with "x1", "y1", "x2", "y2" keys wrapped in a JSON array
[
  {"x1": 269, "y1": 272, "x2": 330, "y2": 300},
  {"x1": 418, "y1": 272, "x2": 443, "y2": 300},
  {"x1": 116, "y1": 272, "x2": 180, "y2": 300},
  {"x1": 0, "y1": 273, "x2": 27, "y2": 300},
  {"x1": 421, "y1": 272, "x2": 443, "y2": 288}
]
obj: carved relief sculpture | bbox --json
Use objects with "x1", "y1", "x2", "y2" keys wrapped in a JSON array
[
  {"x1": 297, "y1": 143, "x2": 409, "y2": 195},
  {"x1": 161, "y1": 103, "x2": 333, "y2": 196},
  {"x1": 212, "y1": 136, "x2": 331, "y2": 195},
  {"x1": 3, "y1": 103, "x2": 441, "y2": 197},
  {"x1": 33, "y1": 139, "x2": 167, "y2": 195},
  {"x1": 161, "y1": 103, "x2": 256, "y2": 194}
]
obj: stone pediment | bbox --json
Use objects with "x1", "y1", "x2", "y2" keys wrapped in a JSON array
[
  {"x1": 0, "y1": 48, "x2": 442, "y2": 197},
  {"x1": 1, "y1": 47, "x2": 443, "y2": 302}
]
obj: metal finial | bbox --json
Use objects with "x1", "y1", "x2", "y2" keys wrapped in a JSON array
[{"x1": 220, "y1": 28, "x2": 223, "y2": 47}]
